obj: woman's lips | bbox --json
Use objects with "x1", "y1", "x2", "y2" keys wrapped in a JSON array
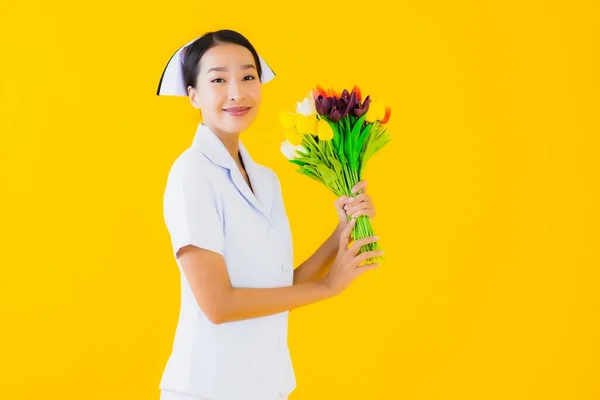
[{"x1": 223, "y1": 107, "x2": 251, "y2": 116}]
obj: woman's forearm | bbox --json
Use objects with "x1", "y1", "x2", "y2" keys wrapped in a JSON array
[
  {"x1": 293, "y1": 224, "x2": 343, "y2": 285},
  {"x1": 215, "y1": 280, "x2": 334, "y2": 324},
  {"x1": 208, "y1": 225, "x2": 343, "y2": 324}
]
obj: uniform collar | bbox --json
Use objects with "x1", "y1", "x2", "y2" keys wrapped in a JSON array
[{"x1": 191, "y1": 123, "x2": 275, "y2": 226}]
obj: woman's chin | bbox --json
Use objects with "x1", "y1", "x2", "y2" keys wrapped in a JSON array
[{"x1": 220, "y1": 112, "x2": 257, "y2": 133}]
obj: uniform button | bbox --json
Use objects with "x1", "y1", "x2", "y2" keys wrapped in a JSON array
[
  {"x1": 277, "y1": 338, "x2": 282, "y2": 347},
  {"x1": 281, "y1": 263, "x2": 286, "y2": 271}
]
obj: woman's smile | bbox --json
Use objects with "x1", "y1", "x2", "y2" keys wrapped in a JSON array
[{"x1": 223, "y1": 106, "x2": 251, "y2": 116}]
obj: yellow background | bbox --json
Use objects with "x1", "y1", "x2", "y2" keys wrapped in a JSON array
[{"x1": 1, "y1": 0, "x2": 599, "y2": 399}]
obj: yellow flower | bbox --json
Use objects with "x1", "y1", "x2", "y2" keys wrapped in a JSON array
[
  {"x1": 295, "y1": 113, "x2": 317, "y2": 135},
  {"x1": 284, "y1": 129, "x2": 303, "y2": 146},
  {"x1": 365, "y1": 100, "x2": 386, "y2": 123},
  {"x1": 316, "y1": 117, "x2": 334, "y2": 140},
  {"x1": 279, "y1": 111, "x2": 296, "y2": 130}
]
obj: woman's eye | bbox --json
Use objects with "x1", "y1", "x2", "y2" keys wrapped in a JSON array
[
  {"x1": 243, "y1": 75, "x2": 256, "y2": 81},
  {"x1": 211, "y1": 78, "x2": 225, "y2": 83}
]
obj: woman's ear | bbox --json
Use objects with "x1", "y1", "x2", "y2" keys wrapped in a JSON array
[{"x1": 188, "y1": 87, "x2": 201, "y2": 110}]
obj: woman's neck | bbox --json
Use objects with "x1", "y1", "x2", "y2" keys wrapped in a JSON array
[{"x1": 203, "y1": 122, "x2": 242, "y2": 165}]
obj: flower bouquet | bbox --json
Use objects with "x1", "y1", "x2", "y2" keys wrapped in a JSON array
[{"x1": 279, "y1": 85, "x2": 391, "y2": 263}]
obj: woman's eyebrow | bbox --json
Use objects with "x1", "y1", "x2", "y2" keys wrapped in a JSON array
[{"x1": 207, "y1": 64, "x2": 256, "y2": 74}]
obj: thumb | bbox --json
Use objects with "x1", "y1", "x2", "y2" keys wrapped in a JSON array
[{"x1": 338, "y1": 218, "x2": 356, "y2": 250}]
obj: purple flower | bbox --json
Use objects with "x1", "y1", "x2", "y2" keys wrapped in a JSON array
[
  {"x1": 342, "y1": 91, "x2": 358, "y2": 117},
  {"x1": 315, "y1": 95, "x2": 332, "y2": 115},
  {"x1": 313, "y1": 87, "x2": 362, "y2": 122},
  {"x1": 328, "y1": 97, "x2": 345, "y2": 122},
  {"x1": 352, "y1": 95, "x2": 371, "y2": 118}
]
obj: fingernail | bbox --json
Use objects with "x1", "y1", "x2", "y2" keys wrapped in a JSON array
[
  {"x1": 347, "y1": 197, "x2": 355, "y2": 202},
  {"x1": 351, "y1": 187, "x2": 357, "y2": 193}
]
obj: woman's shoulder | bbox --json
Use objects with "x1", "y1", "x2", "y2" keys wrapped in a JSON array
[
  {"x1": 168, "y1": 146, "x2": 213, "y2": 177},
  {"x1": 164, "y1": 147, "x2": 216, "y2": 192}
]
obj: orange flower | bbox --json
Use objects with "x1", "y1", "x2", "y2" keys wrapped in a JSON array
[
  {"x1": 326, "y1": 87, "x2": 339, "y2": 98},
  {"x1": 381, "y1": 106, "x2": 392, "y2": 124},
  {"x1": 312, "y1": 84, "x2": 327, "y2": 99},
  {"x1": 352, "y1": 85, "x2": 362, "y2": 102}
]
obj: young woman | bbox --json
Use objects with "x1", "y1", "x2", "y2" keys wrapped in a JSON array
[{"x1": 156, "y1": 29, "x2": 382, "y2": 400}]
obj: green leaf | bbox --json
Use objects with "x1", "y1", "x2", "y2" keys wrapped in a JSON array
[
  {"x1": 353, "y1": 123, "x2": 372, "y2": 174},
  {"x1": 328, "y1": 119, "x2": 341, "y2": 153},
  {"x1": 355, "y1": 122, "x2": 372, "y2": 157},
  {"x1": 296, "y1": 148, "x2": 311, "y2": 158},
  {"x1": 329, "y1": 157, "x2": 342, "y2": 176},
  {"x1": 288, "y1": 159, "x2": 307, "y2": 166},
  {"x1": 318, "y1": 140, "x2": 330, "y2": 167},
  {"x1": 294, "y1": 157, "x2": 322, "y2": 166},
  {"x1": 348, "y1": 113, "x2": 367, "y2": 171},
  {"x1": 323, "y1": 141, "x2": 343, "y2": 177},
  {"x1": 316, "y1": 163, "x2": 338, "y2": 185},
  {"x1": 298, "y1": 169, "x2": 324, "y2": 184},
  {"x1": 302, "y1": 164, "x2": 319, "y2": 175},
  {"x1": 344, "y1": 120, "x2": 352, "y2": 170},
  {"x1": 359, "y1": 123, "x2": 392, "y2": 176}
]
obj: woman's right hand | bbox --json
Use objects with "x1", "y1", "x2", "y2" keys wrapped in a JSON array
[{"x1": 320, "y1": 219, "x2": 383, "y2": 297}]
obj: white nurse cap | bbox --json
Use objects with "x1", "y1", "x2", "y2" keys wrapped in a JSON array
[{"x1": 156, "y1": 36, "x2": 276, "y2": 96}]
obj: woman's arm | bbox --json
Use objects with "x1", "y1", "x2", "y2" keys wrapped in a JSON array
[
  {"x1": 292, "y1": 223, "x2": 343, "y2": 285},
  {"x1": 177, "y1": 244, "x2": 336, "y2": 325},
  {"x1": 176, "y1": 221, "x2": 380, "y2": 325}
]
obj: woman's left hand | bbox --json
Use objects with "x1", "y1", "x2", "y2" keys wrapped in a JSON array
[{"x1": 333, "y1": 180, "x2": 376, "y2": 227}]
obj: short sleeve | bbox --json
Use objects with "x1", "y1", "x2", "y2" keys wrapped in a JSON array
[{"x1": 163, "y1": 160, "x2": 225, "y2": 259}]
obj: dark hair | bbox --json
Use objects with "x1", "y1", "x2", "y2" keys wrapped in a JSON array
[{"x1": 182, "y1": 29, "x2": 263, "y2": 92}]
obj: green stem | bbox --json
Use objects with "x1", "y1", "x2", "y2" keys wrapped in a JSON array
[{"x1": 354, "y1": 215, "x2": 383, "y2": 264}]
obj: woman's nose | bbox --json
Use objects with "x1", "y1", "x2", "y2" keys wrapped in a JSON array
[{"x1": 227, "y1": 82, "x2": 245, "y2": 102}]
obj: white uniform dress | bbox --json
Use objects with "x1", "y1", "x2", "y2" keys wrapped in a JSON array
[{"x1": 159, "y1": 123, "x2": 297, "y2": 400}]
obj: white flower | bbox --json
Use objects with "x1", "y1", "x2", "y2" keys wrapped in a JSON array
[
  {"x1": 280, "y1": 140, "x2": 306, "y2": 160},
  {"x1": 296, "y1": 96, "x2": 316, "y2": 117},
  {"x1": 297, "y1": 144, "x2": 308, "y2": 155}
]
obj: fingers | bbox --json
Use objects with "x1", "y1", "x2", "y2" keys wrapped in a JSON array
[
  {"x1": 345, "y1": 199, "x2": 374, "y2": 214},
  {"x1": 335, "y1": 195, "x2": 350, "y2": 208},
  {"x1": 349, "y1": 208, "x2": 375, "y2": 219},
  {"x1": 353, "y1": 250, "x2": 384, "y2": 266},
  {"x1": 351, "y1": 180, "x2": 367, "y2": 194},
  {"x1": 344, "y1": 193, "x2": 375, "y2": 218},
  {"x1": 344, "y1": 193, "x2": 368, "y2": 209},
  {"x1": 355, "y1": 262, "x2": 380, "y2": 274},
  {"x1": 348, "y1": 236, "x2": 379, "y2": 255}
]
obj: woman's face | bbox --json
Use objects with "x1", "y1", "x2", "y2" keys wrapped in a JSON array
[{"x1": 189, "y1": 43, "x2": 262, "y2": 135}]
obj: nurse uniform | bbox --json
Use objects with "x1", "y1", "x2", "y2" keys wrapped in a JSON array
[
  {"x1": 157, "y1": 37, "x2": 295, "y2": 400},
  {"x1": 159, "y1": 122, "x2": 297, "y2": 400}
]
